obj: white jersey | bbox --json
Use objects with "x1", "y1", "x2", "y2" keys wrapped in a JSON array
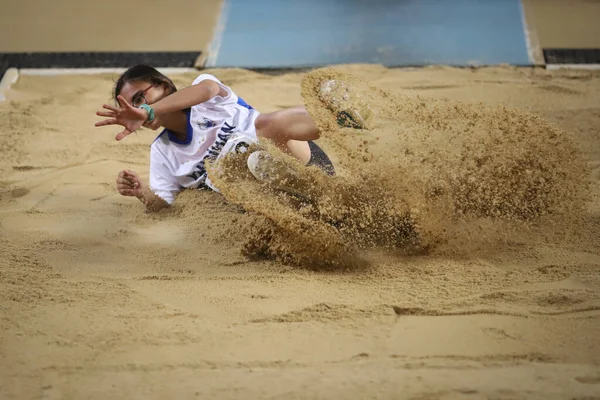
[{"x1": 149, "y1": 74, "x2": 260, "y2": 204}]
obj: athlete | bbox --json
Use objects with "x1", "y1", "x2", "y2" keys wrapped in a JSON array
[{"x1": 95, "y1": 65, "x2": 368, "y2": 211}]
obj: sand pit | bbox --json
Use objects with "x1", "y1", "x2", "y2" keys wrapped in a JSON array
[
  {"x1": 209, "y1": 67, "x2": 590, "y2": 269},
  {"x1": 1, "y1": 65, "x2": 600, "y2": 399}
]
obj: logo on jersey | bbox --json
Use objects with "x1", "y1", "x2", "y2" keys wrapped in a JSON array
[
  {"x1": 197, "y1": 117, "x2": 216, "y2": 130},
  {"x1": 186, "y1": 122, "x2": 238, "y2": 182},
  {"x1": 234, "y1": 141, "x2": 251, "y2": 154}
]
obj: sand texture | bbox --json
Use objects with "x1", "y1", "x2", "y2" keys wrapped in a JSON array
[{"x1": 1, "y1": 65, "x2": 600, "y2": 399}]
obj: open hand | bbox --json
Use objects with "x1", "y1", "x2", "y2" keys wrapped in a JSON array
[
  {"x1": 95, "y1": 95, "x2": 150, "y2": 140},
  {"x1": 116, "y1": 170, "x2": 145, "y2": 198}
]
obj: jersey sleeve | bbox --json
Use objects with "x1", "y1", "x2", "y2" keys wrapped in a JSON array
[
  {"x1": 192, "y1": 73, "x2": 233, "y2": 99},
  {"x1": 149, "y1": 145, "x2": 180, "y2": 205}
]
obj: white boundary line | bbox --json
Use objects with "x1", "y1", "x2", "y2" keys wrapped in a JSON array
[
  {"x1": 1, "y1": 61, "x2": 598, "y2": 103},
  {"x1": 205, "y1": 0, "x2": 231, "y2": 68},
  {"x1": 519, "y1": 0, "x2": 544, "y2": 65},
  {"x1": 546, "y1": 64, "x2": 600, "y2": 70},
  {"x1": 0, "y1": 67, "x2": 199, "y2": 101},
  {"x1": 0, "y1": 68, "x2": 19, "y2": 101}
]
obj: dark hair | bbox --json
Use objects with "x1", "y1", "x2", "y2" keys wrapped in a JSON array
[{"x1": 114, "y1": 64, "x2": 177, "y2": 101}]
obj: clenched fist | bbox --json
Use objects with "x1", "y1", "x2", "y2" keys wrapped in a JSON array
[{"x1": 116, "y1": 170, "x2": 145, "y2": 198}]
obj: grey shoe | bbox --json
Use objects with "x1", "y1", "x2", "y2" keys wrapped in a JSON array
[
  {"x1": 319, "y1": 80, "x2": 372, "y2": 129},
  {"x1": 247, "y1": 151, "x2": 308, "y2": 199}
]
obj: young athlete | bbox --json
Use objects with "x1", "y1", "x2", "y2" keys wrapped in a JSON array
[{"x1": 95, "y1": 65, "x2": 368, "y2": 212}]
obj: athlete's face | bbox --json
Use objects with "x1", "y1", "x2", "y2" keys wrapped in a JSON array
[{"x1": 118, "y1": 80, "x2": 170, "y2": 107}]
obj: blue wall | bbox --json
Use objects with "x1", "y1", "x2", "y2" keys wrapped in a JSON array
[{"x1": 212, "y1": 0, "x2": 531, "y2": 68}]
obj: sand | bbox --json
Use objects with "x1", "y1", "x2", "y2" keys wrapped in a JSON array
[{"x1": 1, "y1": 65, "x2": 600, "y2": 399}]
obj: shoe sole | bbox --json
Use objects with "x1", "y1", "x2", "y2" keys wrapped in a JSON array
[
  {"x1": 247, "y1": 151, "x2": 310, "y2": 201},
  {"x1": 319, "y1": 80, "x2": 371, "y2": 129}
]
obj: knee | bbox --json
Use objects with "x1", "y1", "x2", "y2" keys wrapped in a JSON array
[{"x1": 255, "y1": 114, "x2": 268, "y2": 130}]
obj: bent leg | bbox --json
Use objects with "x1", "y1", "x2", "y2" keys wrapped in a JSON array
[{"x1": 255, "y1": 106, "x2": 320, "y2": 164}]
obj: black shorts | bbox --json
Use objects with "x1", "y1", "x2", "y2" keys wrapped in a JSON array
[{"x1": 306, "y1": 141, "x2": 335, "y2": 176}]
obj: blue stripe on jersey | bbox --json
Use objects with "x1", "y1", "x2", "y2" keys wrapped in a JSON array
[
  {"x1": 237, "y1": 97, "x2": 253, "y2": 110},
  {"x1": 153, "y1": 129, "x2": 168, "y2": 144}
]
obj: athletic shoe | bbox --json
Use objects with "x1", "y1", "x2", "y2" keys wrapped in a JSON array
[
  {"x1": 247, "y1": 151, "x2": 308, "y2": 199},
  {"x1": 319, "y1": 80, "x2": 372, "y2": 129}
]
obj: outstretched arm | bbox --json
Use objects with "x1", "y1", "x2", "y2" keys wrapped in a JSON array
[
  {"x1": 150, "y1": 79, "x2": 225, "y2": 116},
  {"x1": 96, "y1": 79, "x2": 225, "y2": 141}
]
